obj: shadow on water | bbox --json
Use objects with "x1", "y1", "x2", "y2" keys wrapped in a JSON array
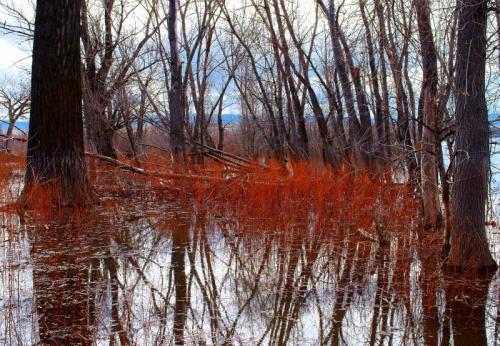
[{"x1": 0, "y1": 200, "x2": 499, "y2": 345}]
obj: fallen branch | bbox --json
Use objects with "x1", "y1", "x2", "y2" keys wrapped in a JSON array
[
  {"x1": 85, "y1": 152, "x2": 235, "y2": 182},
  {"x1": 190, "y1": 140, "x2": 269, "y2": 170},
  {"x1": 204, "y1": 151, "x2": 252, "y2": 171},
  {"x1": 86, "y1": 152, "x2": 148, "y2": 175},
  {"x1": 192, "y1": 141, "x2": 252, "y2": 164},
  {"x1": 0, "y1": 135, "x2": 28, "y2": 143}
]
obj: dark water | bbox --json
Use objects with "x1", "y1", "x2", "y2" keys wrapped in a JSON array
[{"x1": 0, "y1": 199, "x2": 499, "y2": 345}]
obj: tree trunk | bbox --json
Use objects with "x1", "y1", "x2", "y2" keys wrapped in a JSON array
[
  {"x1": 81, "y1": 0, "x2": 118, "y2": 160},
  {"x1": 327, "y1": 0, "x2": 363, "y2": 164},
  {"x1": 359, "y1": 0, "x2": 386, "y2": 163},
  {"x1": 121, "y1": 101, "x2": 140, "y2": 166},
  {"x1": 497, "y1": 0, "x2": 500, "y2": 70},
  {"x1": 172, "y1": 219, "x2": 189, "y2": 345},
  {"x1": 273, "y1": 0, "x2": 310, "y2": 159},
  {"x1": 217, "y1": 98, "x2": 225, "y2": 151},
  {"x1": 338, "y1": 28, "x2": 374, "y2": 165},
  {"x1": 375, "y1": 0, "x2": 419, "y2": 195},
  {"x1": 445, "y1": 272, "x2": 494, "y2": 345},
  {"x1": 448, "y1": 0, "x2": 497, "y2": 271},
  {"x1": 168, "y1": 0, "x2": 186, "y2": 164},
  {"x1": 415, "y1": 0, "x2": 443, "y2": 229},
  {"x1": 23, "y1": 0, "x2": 92, "y2": 206},
  {"x1": 86, "y1": 110, "x2": 117, "y2": 159},
  {"x1": 5, "y1": 121, "x2": 14, "y2": 151}
]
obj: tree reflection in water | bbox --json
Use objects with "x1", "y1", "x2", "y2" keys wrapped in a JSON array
[{"x1": 0, "y1": 201, "x2": 498, "y2": 345}]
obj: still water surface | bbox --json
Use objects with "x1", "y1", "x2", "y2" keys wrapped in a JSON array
[{"x1": 0, "y1": 199, "x2": 499, "y2": 345}]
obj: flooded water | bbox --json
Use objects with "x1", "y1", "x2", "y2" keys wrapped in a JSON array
[{"x1": 0, "y1": 198, "x2": 499, "y2": 345}]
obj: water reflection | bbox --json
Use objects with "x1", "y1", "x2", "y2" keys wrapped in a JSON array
[
  {"x1": 0, "y1": 201, "x2": 498, "y2": 345},
  {"x1": 33, "y1": 220, "x2": 93, "y2": 345}
]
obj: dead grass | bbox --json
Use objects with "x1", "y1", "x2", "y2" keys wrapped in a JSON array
[{"x1": 0, "y1": 149, "x2": 419, "y2": 241}]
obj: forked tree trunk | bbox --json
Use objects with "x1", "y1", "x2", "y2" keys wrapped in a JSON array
[
  {"x1": 84, "y1": 107, "x2": 118, "y2": 159},
  {"x1": 448, "y1": 0, "x2": 497, "y2": 271},
  {"x1": 415, "y1": 0, "x2": 443, "y2": 229},
  {"x1": 81, "y1": 0, "x2": 118, "y2": 160},
  {"x1": 23, "y1": 0, "x2": 92, "y2": 206},
  {"x1": 168, "y1": 0, "x2": 186, "y2": 164}
]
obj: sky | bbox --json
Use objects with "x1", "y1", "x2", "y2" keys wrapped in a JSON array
[
  {"x1": 0, "y1": 0, "x2": 32, "y2": 75},
  {"x1": 0, "y1": 35, "x2": 30, "y2": 79},
  {"x1": 0, "y1": 0, "x2": 497, "y2": 118}
]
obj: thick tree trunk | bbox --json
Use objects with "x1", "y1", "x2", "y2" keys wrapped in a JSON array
[
  {"x1": 448, "y1": 0, "x2": 497, "y2": 271},
  {"x1": 168, "y1": 0, "x2": 186, "y2": 164},
  {"x1": 23, "y1": 0, "x2": 92, "y2": 206},
  {"x1": 82, "y1": 95, "x2": 117, "y2": 159},
  {"x1": 86, "y1": 111, "x2": 117, "y2": 159},
  {"x1": 415, "y1": 0, "x2": 443, "y2": 229}
]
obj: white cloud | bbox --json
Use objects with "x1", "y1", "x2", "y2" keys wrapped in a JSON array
[{"x1": 0, "y1": 37, "x2": 30, "y2": 74}]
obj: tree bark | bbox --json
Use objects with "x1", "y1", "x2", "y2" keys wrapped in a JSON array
[
  {"x1": 415, "y1": 0, "x2": 443, "y2": 229},
  {"x1": 23, "y1": 0, "x2": 92, "y2": 206},
  {"x1": 84, "y1": 104, "x2": 118, "y2": 159},
  {"x1": 168, "y1": 0, "x2": 186, "y2": 164},
  {"x1": 448, "y1": 0, "x2": 497, "y2": 271}
]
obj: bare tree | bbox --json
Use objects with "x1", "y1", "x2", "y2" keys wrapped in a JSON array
[
  {"x1": 23, "y1": 0, "x2": 92, "y2": 205},
  {"x1": 167, "y1": 0, "x2": 186, "y2": 163},
  {"x1": 319, "y1": 0, "x2": 364, "y2": 164},
  {"x1": 81, "y1": 0, "x2": 159, "y2": 159},
  {"x1": 447, "y1": 0, "x2": 497, "y2": 271},
  {"x1": 0, "y1": 79, "x2": 29, "y2": 150},
  {"x1": 415, "y1": 0, "x2": 442, "y2": 229}
]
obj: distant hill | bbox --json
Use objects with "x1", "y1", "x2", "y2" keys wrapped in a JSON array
[
  {"x1": 221, "y1": 113, "x2": 240, "y2": 125},
  {"x1": 491, "y1": 126, "x2": 500, "y2": 138},
  {"x1": 5, "y1": 115, "x2": 500, "y2": 138},
  {"x1": 0, "y1": 120, "x2": 28, "y2": 132},
  {"x1": 0, "y1": 116, "x2": 243, "y2": 133}
]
